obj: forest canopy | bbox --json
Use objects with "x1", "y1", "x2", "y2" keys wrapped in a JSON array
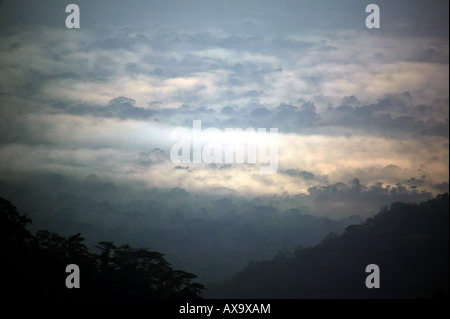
[
  {"x1": 208, "y1": 194, "x2": 449, "y2": 299},
  {"x1": 0, "y1": 197, "x2": 205, "y2": 299}
]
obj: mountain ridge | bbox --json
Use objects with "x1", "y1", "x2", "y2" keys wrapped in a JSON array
[{"x1": 207, "y1": 194, "x2": 449, "y2": 299}]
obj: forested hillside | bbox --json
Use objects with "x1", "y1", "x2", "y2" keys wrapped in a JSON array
[
  {"x1": 208, "y1": 194, "x2": 449, "y2": 299},
  {"x1": 0, "y1": 197, "x2": 205, "y2": 299}
]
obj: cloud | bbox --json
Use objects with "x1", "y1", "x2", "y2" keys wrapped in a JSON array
[
  {"x1": 63, "y1": 97, "x2": 156, "y2": 119},
  {"x1": 281, "y1": 169, "x2": 325, "y2": 182},
  {"x1": 0, "y1": 0, "x2": 448, "y2": 212}
]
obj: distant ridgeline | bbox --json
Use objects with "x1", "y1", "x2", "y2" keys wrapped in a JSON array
[
  {"x1": 208, "y1": 194, "x2": 449, "y2": 299},
  {"x1": 1, "y1": 194, "x2": 448, "y2": 299},
  {"x1": 0, "y1": 197, "x2": 205, "y2": 299}
]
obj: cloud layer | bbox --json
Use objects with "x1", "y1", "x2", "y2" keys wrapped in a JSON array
[{"x1": 0, "y1": 0, "x2": 448, "y2": 214}]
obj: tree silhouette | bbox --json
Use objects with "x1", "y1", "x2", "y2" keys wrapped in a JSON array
[{"x1": 0, "y1": 197, "x2": 205, "y2": 299}]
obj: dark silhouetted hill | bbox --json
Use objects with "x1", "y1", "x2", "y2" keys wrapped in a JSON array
[
  {"x1": 208, "y1": 194, "x2": 449, "y2": 298},
  {"x1": 0, "y1": 197, "x2": 205, "y2": 299}
]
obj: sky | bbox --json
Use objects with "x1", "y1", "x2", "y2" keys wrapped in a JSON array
[{"x1": 0, "y1": 0, "x2": 448, "y2": 219}]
